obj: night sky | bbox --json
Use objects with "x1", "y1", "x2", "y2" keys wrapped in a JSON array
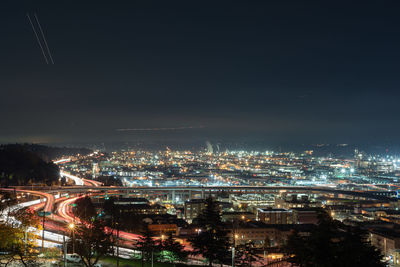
[{"x1": 1, "y1": 1, "x2": 400, "y2": 147}]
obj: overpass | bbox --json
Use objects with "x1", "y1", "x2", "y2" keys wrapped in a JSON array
[{"x1": 40, "y1": 185, "x2": 399, "y2": 202}]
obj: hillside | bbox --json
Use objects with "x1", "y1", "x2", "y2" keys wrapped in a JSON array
[
  {"x1": 6, "y1": 143, "x2": 92, "y2": 162},
  {"x1": 0, "y1": 145, "x2": 60, "y2": 186}
]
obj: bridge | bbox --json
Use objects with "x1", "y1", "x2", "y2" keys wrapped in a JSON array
[{"x1": 29, "y1": 185, "x2": 399, "y2": 202}]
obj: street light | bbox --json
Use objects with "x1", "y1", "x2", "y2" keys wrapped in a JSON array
[
  {"x1": 68, "y1": 223, "x2": 75, "y2": 230},
  {"x1": 68, "y1": 223, "x2": 75, "y2": 254},
  {"x1": 63, "y1": 232, "x2": 67, "y2": 267}
]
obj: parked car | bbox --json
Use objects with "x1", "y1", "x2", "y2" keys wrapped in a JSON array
[{"x1": 66, "y1": 253, "x2": 81, "y2": 263}]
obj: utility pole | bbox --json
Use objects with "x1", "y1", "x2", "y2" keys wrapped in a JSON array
[
  {"x1": 42, "y1": 212, "x2": 46, "y2": 251},
  {"x1": 232, "y1": 247, "x2": 235, "y2": 267},
  {"x1": 63, "y1": 233, "x2": 67, "y2": 267},
  {"x1": 232, "y1": 221, "x2": 237, "y2": 267},
  {"x1": 116, "y1": 220, "x2": 120, "y2": 267},
  {"x1": 68, "y1": 223, "x2": 75, "y2": 254},
  {"x1": 24, "y1": 230, "x2": 27, "y2": 256},
  {"x1": 72, "y1": 228, "x2": 75, "y2": 254}
]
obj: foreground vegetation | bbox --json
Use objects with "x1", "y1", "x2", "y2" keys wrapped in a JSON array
[
  {"x1": 101, "y1": 256, "x2": 192, "y2": 267},
  {"x1": 284, "y1": 211, "x2": 385, "y2": 267}
]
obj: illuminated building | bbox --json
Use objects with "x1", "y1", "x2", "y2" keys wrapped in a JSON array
[
  {"x1": 257, "y1": 208, "x2": 293, "y2": 224},
  {"x1": 184, "y1": 199, "x2": 207, "y2": 223}
]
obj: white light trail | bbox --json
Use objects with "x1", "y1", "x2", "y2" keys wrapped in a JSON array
[
  {"x1": 53, "y1": 158, "x2": 71, "y2": 164},
  {"x1": 60, "y1": 171, "x2": 84, "y2": 186},
  {"x1": 34, "y1": 13, "x2": 54, "y2": 64},
  {"x1": 27, "y1": 13, "x2": 49, "y2": 64}
]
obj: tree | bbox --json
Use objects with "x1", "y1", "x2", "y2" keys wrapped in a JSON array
[
  {"x1": 101, "y1": 197, "x2": 120, "y2": 258},
  {"x1": 73, "y1": 196, "x2": 96, "y2": 223},
  {"x1": 0, "y1": 144, "x2": 60, "y2": 186},
  {"x1": 335, "y1": 227, "x2": 384, "y2": 267},
  {"x1": 68, "y1": 218, "x2": 113, "y2": 267},
  {"x1": 103, "y1": 198, "x2": 119, "y2": 227},
  {"x1": 284, "y1": 212, "x2": 385, "y2": 267},
  {"x1": 284, "y1": 230, "x2": 310, "y2": 266},
  {"x1": 60, "y1": 176, "x2": 67, "y2": 186},
  {"x1": 134, "y1": 224, "x2": 159, "y2": 263},
  {"x1": 189, "y1": 197, "x2": 231, "y2": 266},
  {"x1": 159, "y1": 234, "x2": 188, "y2": 263},
  {"x1": 0, "y1": 208, "x2": 40, "y2": 267},
  {"x1": 0, "y1": 192, "x2": 17, "y2": 222},
  {"x1": 235, "y1": 241, "x2": 262, "y2": 267}
]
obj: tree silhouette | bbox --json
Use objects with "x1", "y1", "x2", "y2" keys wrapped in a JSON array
[
  {"x1": 159, "y1": 233, "x2": 188, "y2": 263},
  {"x1": 68, "y1": 218, "x2": 113, "y2": 267},
  {"x1": 189, "y1": 197, "x2": 231, "y2": 266},
  {"x1": 134, "y1": 224, "x2": 159, "y2": 263},
  {"x1": 284, "y1": 211, "x2": 384, "y2": 267},
  {"x1": 235, "y1": 241, "x2": 262, "y2": 267},
  {"x1": 73, "y1": 196, "x2": 96, "y2": 223},
  {"x1": 0, "y1": 144, "x2": 60, "y2": 186},
  {"x1": 0, "y1": 208, "x2": 40, "y2": 267}
]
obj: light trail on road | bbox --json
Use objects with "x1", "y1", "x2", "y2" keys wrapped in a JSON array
[
  {"x1": 0, "y1": 188, "x2": 55, "y2": 214},
  {"x1": 82, "y1": 178, "x2": 102, "y2": 187},
  {"x1": 0, "y1": 190, "x2": 64, "y2": 249},
  {"x1": 55, "y1": 195, "x2": 142, "y2": 242},
  {"x1": 59, "y1": 170, "x2": 102, "y2": 187},
  {"x1": 53, "y1": 158, "x2": 71, "y2": 164},
  {"x1": 59, "y1": 171, "x2": 84, "y2": 186}
]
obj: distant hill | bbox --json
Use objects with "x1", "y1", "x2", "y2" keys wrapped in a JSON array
[
  {"x1": 0, "y1": 144, "x2": 61, "y2": 186},
  {"x1": 2, "y1": 143, "x2": 92, "y2": 162}
]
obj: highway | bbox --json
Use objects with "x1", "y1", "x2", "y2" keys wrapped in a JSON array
[
  {"x1": 60, "y1": 170, "x2": 102, "y2": 187},
  {"x1": 0, "y1": 166, "x2": 102, "y2": 250},
  {"x1": 0, "y1": 188, "x2": 55, "y2": 214},
  {"x1": 60, "y1": 171, "x2": 84, "y2": 186},
  {"x1": 56, "y1": 158, "x2": 102, "y2": 187},
  {"x1": 42, "y1": 185, "x2": 399, "y2": 202},
  {"x1": 55, "y1": 194, "x2": 141, "y2": 242}
]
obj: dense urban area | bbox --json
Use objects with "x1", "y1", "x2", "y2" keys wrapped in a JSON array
[{"x1": 1, "y1": 144, "x2": 400, "y2": 266}]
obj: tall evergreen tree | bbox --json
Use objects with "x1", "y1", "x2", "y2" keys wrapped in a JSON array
[
  {"x1": 189, "y1": 197, "x2": 231, "y2": 266},
  {"x1": 235, "y1": 241, "x2": 262, "y2": 267},
  {"x1": 284, "y1": 212, "x2": 385, "y2": 267},
  {"x1": 69, "y1": 218, "x2": 113, "y2": 267},
  {"x1": 73, "y1": 196, "x2": 96, "y2": 223},
  {"x1": 134, "y1": 224, "x2": 159, "y2": 262},
  {"x1": 159, "y1": 233, "x2": 188, "y2": 263}
]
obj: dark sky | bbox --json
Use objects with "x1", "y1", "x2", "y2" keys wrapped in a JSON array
[{"x1": 1, "y1": 1, "x2": 400, "y2": 146}]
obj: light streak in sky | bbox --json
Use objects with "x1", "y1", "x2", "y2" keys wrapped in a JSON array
[
  {"x1": 27, "y1": 13, "x2": 54, "y2": 64},
  {"x1": 116, "y1": 125, "x2": 205, "y2": 131},
  {"x1": 27, "y1": 13, "x2": 48, "y2": 64},
  {"x1": 33, "y1": 13, "x2": 54, "y2": 64}
]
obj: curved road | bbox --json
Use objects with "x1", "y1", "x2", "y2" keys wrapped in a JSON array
[{"x1": 0, "y1": 188, "x2": 55, "y2": 214}]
